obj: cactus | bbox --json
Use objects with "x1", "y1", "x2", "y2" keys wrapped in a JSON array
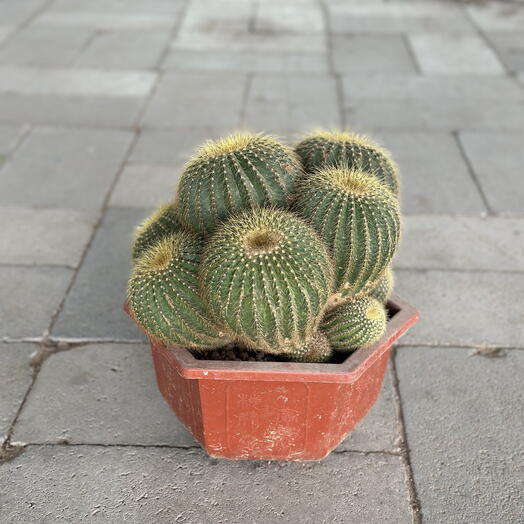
[
  {"x1": 200, "y1": 208, "x2": 333, "y2": 355},
  {"x1": 322, "y1": 296, "x2": 386, "y2": 352},
  {"x1": 295, "y1": 167, "x2": 400, "y2": 299},
  {"x1": 370, "y1": 267, "x2": 394, "y2": 304},
  {"x1": 128, "y1": 232, "x2": 230, "y2": 349},
  {"x1": 132, "y1": 203, "x2": 181, "y2": 261},
  {"x1": 287, "y1": 331, "x2": 333, "y2": 363},
  {"x1": 176, "y1": 132, "x2": 302, "y2": 236},
  {"x1": 295, "y1": 130, "x2": 399, "y2": 194}
]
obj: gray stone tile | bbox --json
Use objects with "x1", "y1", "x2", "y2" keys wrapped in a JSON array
[
  {"x1": 0, "y1": 67, "x2": 156, "y2": 97},
  {"x1": 486, "y1": 31, "x2": 524, "y2": 73},
  {"x1": 0, "y1": 26, "x2": 15, "y2": 46},
  {"x1": 0, "y1": 93, "x2": 144, "y2": 128},
  {"x1": 459, "y1": 132, "x2": 524, "y2": 214},
  {"x1": 409, "y1": 33, "x2": 504, "y2": 75},
  {"x1": 75, "y1": 29, "x2": 171, "y2": 69},
  {"x1": 327, "y1": 2, "x2": 473, "y2": 34},
  {"x1": 52, "y1": 207, "x2": 148, "y2": 340},
  {"x1": 0, "y1": 126, "x2": 133, "y2": 210},
  {"x1": 398, "y1": 216, "x2": 524, "y2": 272},
  {"x1": 0, "y1": 26, "x2": 92, "y2": 67},
  {"x1": 0, "y1": 124, "x2": 27, "y2": 157},
  {"x1": 244, "y1": 74, "x2": 340, "y2": 136},
  {"x1": 49, "y1": 0, "x2": 184, "y2": 14},
  {"x1": 337, "y1": 364, "x2": 400, "y2": 453},
  {"x1": 163, "y1": 48, "x2": 328, "y2": 74},
  {"x1": 375, "y1": 131, "x2": 486, "y2": 214},
  {"x1": 0, "y1": 344, "x2": 34, "y2": 441},
  {"x1": 396, "y1": 347, "x2": 524, "y2": 522},
  {"x1": 180, "y1": 0, "x2": 251, "y2": 35},
  {"x1": 332, "y1": 35, "x2": 417, "y2": 74},
  {"x1": 345, "y1": 98, "x2": 524, "y2": 132},
  {"x1": 467, "y1": 3, "x2": 524, "y2": 32},
  {"x1": 395, "y1": 269, "x2": 524, "y2": 347},
  {"x1": 1, "y1": 446, "x2": 412, "y2": 522},
  {"x1": 254, "y1": 3, "x2": 324, "y2": 34},
  {"x1": 0, "y1": 207, "x2": 96, "y2": 267},
  {"x1": 141, "y1": 72, "x2": 246, "y2": 128},
  {"x1": 109, "y1": 165, "x2": 178, "y2": 208},
  {"x1": 2, "y1": 0, "x2": 47, "y2": 26},
  {"x1": 14, "y1": 343, "x2": 196, "y2": 446},
  {"x1": 0, "y1": 266, "x2": 73, "y2": 338},
  {"x1": 128, "y1": 127, "x2": 230, "y2": 166}
]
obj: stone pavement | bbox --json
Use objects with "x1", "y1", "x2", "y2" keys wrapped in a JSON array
[{"x1": 0, "y1": 0, "x2": 523, "y2": 522}]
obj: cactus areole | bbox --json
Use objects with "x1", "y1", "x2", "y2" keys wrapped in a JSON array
[{"x1": 125, "y1": 130, "x2": 418, "y2": 461}]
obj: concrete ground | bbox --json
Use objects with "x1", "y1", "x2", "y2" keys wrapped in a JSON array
[{"x1": 0, "y1": 0, "x2": 523, "y2": 522}]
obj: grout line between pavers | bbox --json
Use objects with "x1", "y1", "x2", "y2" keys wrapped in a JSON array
[
  {"x1": 401, "y1": 33, "x2": 423, "y2": 75},
  {"x1": 390, "y1": 347, "x2": 422, "y2": 524}
]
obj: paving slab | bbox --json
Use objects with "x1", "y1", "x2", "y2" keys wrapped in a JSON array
[
  {"x1": 0, "y1": 266, "x2": 73, "y2": 339},
  {"x1": 398, "y1": 216, "x2": 524, "y2": 272},
  {"x1": 0, "y1": 344, "x2": 34, "y2": 442},
  {"x1": 375, "y1": 131, "x2": 486, "y2": 214},
  {"x1": 0, "y1": 67, "x2": 156, "y2": 98},
  {"x1": 332, "y1": 35, "x2": 417, "y2": 74},
  {"x1": 396, "y1": 346, "x2": 524, "y2": 523},
  {"x1": 52, "y1": 207, "x2": 149, "y2": 340},
  {"x1": 254, "y1": 3, "x2": 324, "y2": 34},
  {"x1": 0, "y1": 207, "x2": 96, "y2": 267},
  {"x1": 467, "y1": 3, "x2": 524, "y2": 32},
  {"x1": 141, "y1": 72, "x2": 246, "y2": 128},
  {"x1": 327, "y1": 2, "x2": 472, "y2": 34},
  {"x1": 0, "y1": 26, "x2": 92, "y2": 67},
  {"x1": 1, "y1": 0, "x2": 47, "y2": 26},
  {"x1": 244, "y1": 74, "x2": 340, "y2": 136},
  {"x1": 0, "y1": 446, "x2": 412, "y2": 523},
  {"x1": 14, "y1": 343, "x2": 196, "y2": 446},
  {"x1": 75, "y1": 29, "x2": 171, "y2": 69},
  {"x1": 486, "y1": 31, "x2": 524, "y2": 73},
  {"x1": 109, "y1": 165, "x2": 178, "y2": 208},
  {"x1": 180, "y1": 0, "x2": 251, "y2": 35},
  {"x1": 394, "y1": 269, "x2": 524, "y2": 348},
  {"x1": 0, "y1": 126, "x2": 133, "y2": 210},
  {"x1": 0, "y1": 93, "x2": 144, "y2": 128},
  {"x1": 0, "y1": 124, "x2": 27, "y2": 158},
  {"x1": 128, "y1": 127, "x2": 231, "y2": 166},
  {"x1": 48, "y1": 0, "x2": 185, "y2": 14},
  {"x1": 459, "y1": 131, "x2": 524, "y2": 214},
  {"x1": 409, "y1": 34, "x2": 504, "y2": 74}
]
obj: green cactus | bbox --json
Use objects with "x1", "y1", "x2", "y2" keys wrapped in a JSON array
[
  {"x1": 295, "y1": 167, "x2": 400, "y2": 299},
  {"x1": 370, "y1": 267, "x2": 394, "y2": 304},
  {"x1": 287, "y1": 331, "x2": 333, "y2": 363},
  {"x1": 200, "y1": 207, "x2": 333, "y2": 355},
  {"x1": 322, "y1": 296, "x2": 386, "y2": 352},
  {"x1": 132, "y1": 203, "x2": 181, "y2": 261},
  {"x1": 176, "y1": 132, "x2": 302, "y2": 236},
  {"x1": 128, "y1": 232, "x2": 230, "y2": 349},
  {"x1": 295, "y1": 130, "x2": 399, "y2": 194}
]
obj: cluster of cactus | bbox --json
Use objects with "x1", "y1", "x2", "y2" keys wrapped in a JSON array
[{"x1": 127, "y1": 130, "x2": 400, "y2": 363}]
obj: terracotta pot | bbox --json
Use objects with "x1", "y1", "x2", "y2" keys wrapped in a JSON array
[{"x1": 125, "y1": 295, "x2": 418, "y2": 461}]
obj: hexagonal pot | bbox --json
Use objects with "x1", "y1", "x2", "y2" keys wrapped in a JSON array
[{"x1": 125, "y1": 295, "x2": 418, "y2": 461}]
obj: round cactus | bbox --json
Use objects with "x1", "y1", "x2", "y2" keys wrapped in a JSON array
[
  {"x1": 295, "y1": 167, "x2": 400, "y2": 298},
  {"x1": 200, "y1": 208, "x2": 333, "y2": 354},
  {"x1": 287, "y1": 331, "x2": 333, "y2": 363},
  {"x1": 132, "y1": 203, "x2": 181, "y2": 261},
  {"x1": 295, "y1": 130, "x2": 399, "y2": 194},
  {"x1": 176, "y1": 132, "x2": 302, "y2": 236},
  {"x1": 370, "y1": 267, "x2": 394, "y2": 304},
  {"x1": 322, "y1": 296, "x2": 386, "y2": 352},
  {"x1": 128, "y1": 232, "x2": 230, "y2": 349}
]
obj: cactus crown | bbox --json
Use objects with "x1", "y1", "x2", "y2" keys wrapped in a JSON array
[{"x1": 127, "y1": 129, "x2": 402, "y2": 363}]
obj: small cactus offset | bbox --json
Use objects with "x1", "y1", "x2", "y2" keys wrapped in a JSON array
[
  {"x1": 295, "y1": 167, "x2": 400, "y2": 298},
  {"x1": 127, "y1": 128, "x2": 403, "y2": 364},
  {"x1": 176, "y1": 132, "x2": 302, "y2": 236},
  {"x1": 322, "y1": 296, "x2": 386, "y2": 352},
  {"x1": 128, "y1": 232, "x2": 230, "y2": 349},
  {"x1": 295, "y1": 130, "x2": 399, "y2": 194},
  {"x1": 132, "y1": 203, "x2": 181, "y2": 261},
  {"x1": 200, "y1": 208, "x2": 333, "y2": 355}
]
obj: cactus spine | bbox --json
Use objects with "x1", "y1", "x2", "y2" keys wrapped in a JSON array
[
  {"x1": 295, "y1": 168, "x2": 400, "y2": 298},
  {"x1": 128, "y1": 232, "x2": 230, "y2": 349},
  {"x1": 176, "y1": 133, "x2": 302, "y2": 236},
  {"x1": 287, "y1": 331, "x2": 333, "y2": 363},
  {"x1": 200, "y1": 208, "x2": 333, "y2": 354},
  {"x1": 322, "y1": 296, "x2": 386, "y2": 352},
  {"x1": 132, "y1": 203, "x2": 181, "y2": 261},
  {"x1": 295, "y1": 131, "x2": 399, "y2": 194},
  {"x1": 370, "y1": 267, "x2": 394, "y2": 304}
]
